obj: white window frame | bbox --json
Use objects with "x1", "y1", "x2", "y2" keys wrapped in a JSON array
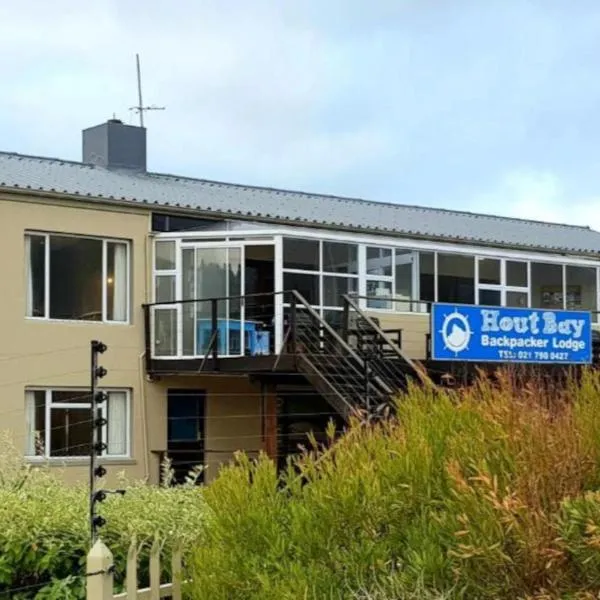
[
  {"x1": 25, "y1": 388, "x2": 131, "y2": 460},
  {"x1": 25, "y1": 232, "x2": 131, "y2": 324},
  {"x1": 476, "y1": 257, "x2": 530, "y2": 307},
  {"x1": 151, "y1": 226, "x2": 600, "y2": 328},
  {"x1": 281, "y1": 238, "x2": 359, "y2": 320}
]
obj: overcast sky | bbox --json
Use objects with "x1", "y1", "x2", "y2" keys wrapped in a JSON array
[{"x1": 1, "y1": 0, "x2": 600, "y2": 227}]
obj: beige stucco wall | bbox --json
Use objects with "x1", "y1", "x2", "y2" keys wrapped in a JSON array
[
  {"x1": 0, "y1": 192, "x2": 273, "y2": 487},
  {"x1": 0, "y1": 193, "x2": 151, "y2": 486},
  {"x1": 365, "y1": 311, "x2": 430, "y2": 360},
  {"x1": 145, "y1": 375, "x2": 264, "y2": 485}
]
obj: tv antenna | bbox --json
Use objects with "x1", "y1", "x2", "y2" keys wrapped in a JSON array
[{"x1": 129, "y1": 53, "x2": 165, "y2": 128}]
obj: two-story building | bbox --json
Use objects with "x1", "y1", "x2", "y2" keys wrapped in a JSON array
[{"x1": 1, "y1": 119, "x2": 600, "y2": 485}]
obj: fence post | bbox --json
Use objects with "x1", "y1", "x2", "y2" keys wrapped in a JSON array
[
  {"x1": 150, "y1": 537, "x2": 161, "y2": 600},
  {"x1": 171, "y1": 544, "x2": 183, "y2": 600},
  {"x1": 86, "y1": 539, "x2": 113, "y2": 600},
  {"x1": 125, "y1": 537, "x2": 138, "y2": 599}
]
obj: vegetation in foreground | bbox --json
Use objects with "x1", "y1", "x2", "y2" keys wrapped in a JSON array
[
  {"x1": 189, "y1": 369, "x2": 600, "y2": 600},
  {"x1": 0, "y1": 437, "x2": 205, "y2": 599}
]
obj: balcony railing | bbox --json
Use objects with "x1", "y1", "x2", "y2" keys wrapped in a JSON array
[{"x1": 142, "y1": 292, "x2": 600, "y2": 370}]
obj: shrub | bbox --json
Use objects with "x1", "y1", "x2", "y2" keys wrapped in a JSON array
[
  {"x1": 188, "y1": 368, "x2": 600, "y2": 599},
  {"x1": 0, "y1": 433, "x2": 205, "y2": 598}
]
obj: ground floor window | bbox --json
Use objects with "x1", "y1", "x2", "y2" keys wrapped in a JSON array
[{"x1": 25, "y1": 388, "x2": 130, "y2": 458}]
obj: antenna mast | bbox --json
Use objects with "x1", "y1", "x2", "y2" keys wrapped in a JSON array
[{"x1": 130, "y1": 53, "x2": 165, "y2": 127}]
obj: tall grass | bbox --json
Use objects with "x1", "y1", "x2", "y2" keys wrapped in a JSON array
[{"x1": 188, "y1": 368, "x2": 600, "y2": 599}]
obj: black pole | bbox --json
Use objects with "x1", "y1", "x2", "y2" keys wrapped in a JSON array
[{"x1": 89, "y1": 341, "x2": 97, "y2": 544}]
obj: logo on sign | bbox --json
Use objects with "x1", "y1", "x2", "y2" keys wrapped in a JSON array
[
  {"x1": 440, "y1": 310, "x2": 472, "y2": 355},
  {"x1": 430, "y1": 303, "x2": 592, "y2": 364}
]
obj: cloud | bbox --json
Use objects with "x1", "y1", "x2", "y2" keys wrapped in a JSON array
[
  {"x1": 2, "y1": 0, "x2": 600, "y2": 219},
  {"x1": 472, "y1": 170, "x2": 600, "y2": 230}
]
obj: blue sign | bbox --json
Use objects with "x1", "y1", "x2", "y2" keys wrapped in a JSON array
[{"x1": 431, "y1": 303, "x2": 592, "y2": 364}]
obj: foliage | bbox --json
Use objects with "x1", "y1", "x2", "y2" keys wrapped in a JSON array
[
  {"x1": 0, "y1": 435, "x2": 205, "y2": 598},
  {"x1": 188, "y1": 368, "x2": 600, "y2": 599}
]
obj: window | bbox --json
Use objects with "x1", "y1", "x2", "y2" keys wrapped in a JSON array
[
  {"x1": 419, "y1": 252, "x2": 435, "y2": 302},
  {"x1": 25, "y1": 233, "x2": 129, "y2": 322},
  {"x1": 151, "y1": 214, "x2": 220, "y2": 232},
  {"x1": 531, "y1": 263, "x2": 563, "y2": 309},
  {"x1": 322, "y1": 242, "x2": 357, "y2": 274},
  {"x1": 25, "y1": 389, "x2": 130, "y2": 458},
  {"x1": 365, "y1": 247, "x2": 394, "y2": 308},
  {"x1": 438, "y1": 254, "x2": 475, "y2": 304},
  {"x1": 283, "y1": 238, "x2": 319, "y2": 271},
  {"x1": 282, "y1": 237, "x2": 359, "y2": 318},
  {"x1": 476, "y1": 257, "x2": 528, "y2": 307},
  {"x1": 365, "y1": 247, "x2": 419, "y2": 310}
]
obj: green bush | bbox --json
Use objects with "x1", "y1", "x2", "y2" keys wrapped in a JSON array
[
  {"x1": 188, "y1": 369, "x2": 600, "y2": 600},
  {"x1": 0, "y1": 433, "x2": 205, "y2": 598}
]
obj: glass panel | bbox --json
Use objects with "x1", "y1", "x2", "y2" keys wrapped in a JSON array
[
  {"x1": 506, "y1": 261, "x2": 528, "y2": 288},
  {"x1": 196, "y1": 248, "x2": 227, "y2": 353},
  {"x1": 284, "y1": 272, "x2": 319, "y2": 305},
  {"x1": 566, "y1": 265, "x2": 597, "y2": 311},
  {"x1": 366, "y1": 280, "x2": 393, "y2": 309},
  {"x1": 438, "y1": 254, "x2": 475, "y2": 304},
  {"x1": 506, "y1": 291, "x2": 528, "y2": 308},
  {"x1": 478, "y1": 258, "x2": 501, "y2": 285},
  {"x1": 50, "y1": 407, "x2": 91, "y2": 457},
  {"x1": 153, "y1": 308, "x2": 177, "y2": 356},
  {"x1": 106, "y1": 242, "x2": 128, "y2": 322},
  {"x1": 419, "y1": 252, "x2": 435, "y2": 302},
  {"x1": 106, "y1": 391, "x2": 128, "y2": 456},
  {"x1": 182, "y1": 248, "x2": 195, "y2": 355},
  {"x1": 323, "y1": 276, "x2": 357, "y2": 307},
  {"x1": 49, "y1": 236, "x2": 103, "y2": 320},
  {"x1": 155, "y1": 275, "x2": 175, "y2": 303},
  {"x1": 322, "y1": 310, "x2": 344, "y2": 329},
  {"x1": 155, "y1": 241, "x2": 176, "y2": 270},
  {"x1": 395, "y1": 250, "x2": 414, "y2": 301},
  {"x1": 479, "y1": 288, "x2": 501, "y2": 306},
  {"x1": 322, "y1": 242, "x2": 357, "y2": 274},
  {"x1": 168, "y1": 397, "x2": 203, "y2": 442},
  {"x1": 52, "y1": 390, "x2": 90, "y2": 404},
  {"x1": 283, "y1": 238, "x2": 319, "y2": 271},
  {"x1": 531, "y1": 263, "x2": 564, "y2": 309},
  {"x1": 228, "y1": 248, "x2": 243, "y2": 356},
  {"x1": 26, "y1": 235, "x2": 46, "y2": 317},
  {"x1": 25, "y1": 390, "x2": 46, "y2": 456},
  {"x1": 366, "y1": 247, "x2": 393, "y2": 276}
]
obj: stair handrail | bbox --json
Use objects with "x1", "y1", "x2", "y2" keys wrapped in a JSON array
[
  {"x1": 342, "y1": 294, "x2": 432, "y2": 386},
  {"x1": 290, "y1": 290, "x2": 394, "y2": 396}
]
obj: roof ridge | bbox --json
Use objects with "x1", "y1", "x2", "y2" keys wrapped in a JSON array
[{"x1": 0, "y1": 149, "x2": 594, "y2": 233}]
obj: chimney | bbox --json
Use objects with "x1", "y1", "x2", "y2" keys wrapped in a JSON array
[{"x1": 82, "y1": 119, "x2": 147, "y2": 171}]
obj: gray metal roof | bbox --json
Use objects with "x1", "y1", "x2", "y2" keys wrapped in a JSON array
[{"x1": 1, "y1": 150, "x2": 599, "y2": 255}]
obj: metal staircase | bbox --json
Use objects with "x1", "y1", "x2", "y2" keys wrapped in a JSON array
[{"x1": 286, "y1": 291, "x2": 427, "y2": 422}]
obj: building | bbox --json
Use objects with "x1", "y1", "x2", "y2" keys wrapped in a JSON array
[{"x1": 1, "y1": 119, "x2": 599, "y2": 485}]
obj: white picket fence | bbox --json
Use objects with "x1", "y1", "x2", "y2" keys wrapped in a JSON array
[{"x1": 86, "y1": 537, "x2": 183, "y2": 600}]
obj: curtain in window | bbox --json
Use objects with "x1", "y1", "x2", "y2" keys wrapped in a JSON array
[
  {"x1": 110, "y1": 243, "x2": 128, "y2": 322},
  {"x1": 25, "y1": 236, "x2": 33, "y2": 317},
  {"x1": 107, "y1": 392, "x2": 127, "y2": 455},
  {"x1": 24, "y1": 391, "x2": 36, "y2": 456}
]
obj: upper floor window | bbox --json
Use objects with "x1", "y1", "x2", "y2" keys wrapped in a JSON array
[{"x1": 25, "y1": 233, "x2": 130, "y2": 323}]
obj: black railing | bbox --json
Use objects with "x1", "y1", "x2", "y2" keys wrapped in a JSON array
[
  {"x1": 287, "y1": 291, "x2": 392, "y2": 418},
  {"x1": 143, "y1": 291, "x2": 283, "y2": 368}
]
